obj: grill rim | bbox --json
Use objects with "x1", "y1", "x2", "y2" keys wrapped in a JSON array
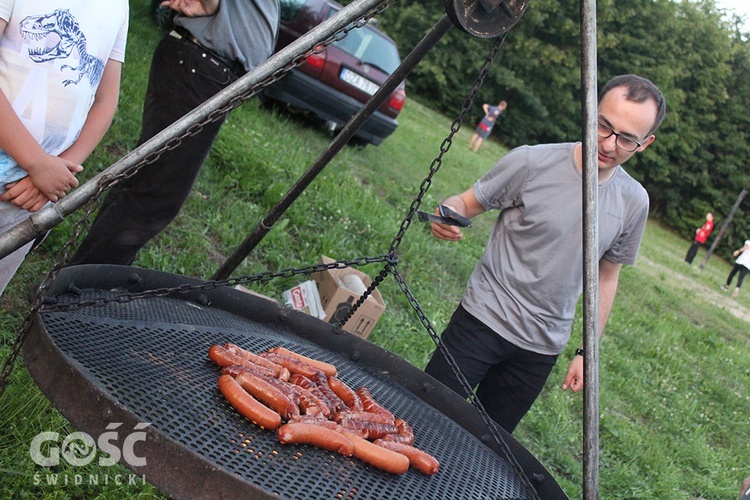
[{"x1": 23, "y1": 264, "x2": 567, "y2": 499}]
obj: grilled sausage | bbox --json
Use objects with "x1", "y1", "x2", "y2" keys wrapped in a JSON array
[
  {"x1": 235, "y1": 372, "x2": 300, "y2": 420},
  {"x1": 259, "y1": 352, "x2": 322, "y2": 379},
  {"x1": 336, "y1": 417, "x2": 398, "y2": 439},
  {"x1": 314, "y1": 373, "x2": 349, "y2": 414},
  {"x1": 225, "y1": 343, "x2": 290, "y2": 380},
  {"x1": 328, "y1": 376, "x2": 364, "y2": 411},
  {"x1": 339, "y1": 430, "x2": 410, "y2": 474},
  {"x1": 277, "y1": 423, "x2": 354, "y2": 456},
  {"x1": 209, "y1": 344, "x2": 249, "y2": 367},
  {"x1": 356, "y1": 387, "x2": 395, "y2": 420},
  {"x1": 210, "y1": 345, "x2": 290, "y2": 380},
  {"x1": 217, "y1": 374, "x2": 282, "y2": 430},
  {"x1": 380, "y1": 419, "x2": 415, "y2": 445},
  {"x1": 290, "y1": 374, "x2": 333, "y2": 418},
  {"x1": 373, "y1": 440, "x2": 440, "y2": 476},
  {"x1": 289, "y1": 414, "x2": 339, "y2": 429},
  {"x1": 268, "y1": 346, "x2": 338, "y2": 377},
  {"x1": 332, "y1": 411, "x2": 394, "y2": 425},
  {"x1": 221, "y1": 363, "x2": 279, "y2": 380}
]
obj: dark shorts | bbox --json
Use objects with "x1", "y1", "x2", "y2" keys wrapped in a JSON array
[
  {"x1": 475, "y1": 122, "x2": 492, "y2": 139},
  {"x1": 424, "y1": 304, "x2": 558, "y2": 433}
]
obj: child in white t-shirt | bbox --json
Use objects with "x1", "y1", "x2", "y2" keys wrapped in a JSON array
[
  {"x1": 721, "y1": 239, "x2": 750, "y2": 297},
  {"x1": 0, "y1": 0, "x2": 128, "y2": 295}
]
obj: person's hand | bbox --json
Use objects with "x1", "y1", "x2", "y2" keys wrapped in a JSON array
[
  {"x1": 161, "y1": 0, "x2": 218, "y2": 17},
  {"x1": 430, "y1": 205, "x2": 464, "y2": 241},
  {"x1": 1, "y1": 176, "x2": 48, "y2": 212},
  {"x1": 561, "y1": 354, "x2": 584, "y2": 392},
  {"x1": 734, "y1": 250, "x2": 740, "y2": 257},
  {"x1": 19, "y1": 155, "x2": 82, "y2": 203},
  {"x1": 740, "y1": 475, "x2": 750, "y2": 500}
]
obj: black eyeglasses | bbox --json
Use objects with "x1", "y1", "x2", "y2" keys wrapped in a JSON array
[{"x1": 597, "y1": 120, "x2": 643, "y2": 152}]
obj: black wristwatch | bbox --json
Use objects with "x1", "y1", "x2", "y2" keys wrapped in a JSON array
[{"x1": 575, "y1": 348, "x2": 584, "y2": 358}]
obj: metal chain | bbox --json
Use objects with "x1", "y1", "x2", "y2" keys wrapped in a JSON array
[
  {"x1": 384, "y1": 36, "x2": 542, "y2": 499},
  {"x1": 389, "y1": 257, "x2": 542, "y2": 500},
  {"x1": 388, "y1": 33, "x2": 507, "y2": 254},
  {"x1": 339, "y1": 33, "x2": 508, "y2": 327},
  {"x1": 39, "y1": 255, "x2": 391, "y2": 312}
]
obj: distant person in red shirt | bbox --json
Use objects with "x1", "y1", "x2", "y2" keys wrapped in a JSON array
[{"x1": 684, "y1": 212, "x2": 714, "y2": 264}]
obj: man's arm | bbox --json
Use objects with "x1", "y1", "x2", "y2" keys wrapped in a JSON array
[
  {"x1": 430, "y1": 187, "x2": 486, "y2": 242},
  {"x1": 561, "y1": 258, "x2": 622, "y2": 392}
]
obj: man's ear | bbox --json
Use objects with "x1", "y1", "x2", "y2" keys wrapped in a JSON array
[{"x1": 637, "y1": 134, "x2": 656, "y2": 151}]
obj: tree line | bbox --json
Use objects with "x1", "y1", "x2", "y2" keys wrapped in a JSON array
[{"x1": 370, "y1": 0, "x2": 750, "y2": 258}]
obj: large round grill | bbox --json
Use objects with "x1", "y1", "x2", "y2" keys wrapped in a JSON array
[{"x1": 23, "y1": 265, "x2": 566, "y2": 499}]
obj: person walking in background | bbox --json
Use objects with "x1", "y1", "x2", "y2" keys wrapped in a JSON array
[
  {"x1": 468, "y1": 100, "x2": 507, "y2": 152},
  {"x1": 684, "y1": 212, "x2": 714, "y2": 264},
  {"x1": 424, "y1": 74, "x2": 665, "y2": 433},
  {"x1": 69, "y1": 0, "x2": 280, "y2": 267},
  {"x1": 721, "y1": 239, "x2": 750, "y2": 297},
  {"x1": 0, "y1": 1, "x2": 128, "y2": 295}
]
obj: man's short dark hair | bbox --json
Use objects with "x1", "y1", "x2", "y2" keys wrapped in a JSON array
[{"x1": 600, "y1": 74, "x2": 666, "y2": 136}]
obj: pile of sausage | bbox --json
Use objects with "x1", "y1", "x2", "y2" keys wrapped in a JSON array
[{"x1": 208, "y1": 343, "x2": 439, "y2": 476}]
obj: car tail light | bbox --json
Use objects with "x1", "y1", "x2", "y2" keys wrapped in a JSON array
[
  {"x1": 387, "y1": 89, "x2": 406, "y2": 113},
  {"x1": 305, "y1": 46, "x2": 327, "y2": 71}
]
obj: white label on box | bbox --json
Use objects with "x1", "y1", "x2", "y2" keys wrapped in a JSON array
[{"x1": 283, "y1": 280, "x2": 326, "y2": 320}]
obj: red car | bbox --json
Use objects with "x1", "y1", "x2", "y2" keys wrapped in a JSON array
[{"x1": 265, "y1": 0, "x2": 406, "y2": 146}]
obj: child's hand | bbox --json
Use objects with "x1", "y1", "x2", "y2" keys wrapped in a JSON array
[
  {"x1": 1, "y1": 176, "x2": 48, "y2": 212},
  {"x1": 22, "y1": 155, "x2": 82, "y2": 202}
]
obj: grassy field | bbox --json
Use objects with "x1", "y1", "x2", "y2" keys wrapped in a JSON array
[{"x1": 1, "y1": 4, "x2": 749, "y2": 498}]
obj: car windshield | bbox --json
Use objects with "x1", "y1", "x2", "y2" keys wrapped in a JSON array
[{"x1": 328, "y1": 13, "x2": 400, "y2": 75}]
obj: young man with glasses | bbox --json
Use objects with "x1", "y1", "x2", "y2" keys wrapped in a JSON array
[{"x1": 424, "y1": 74, "x2": 666, "y2": 433}]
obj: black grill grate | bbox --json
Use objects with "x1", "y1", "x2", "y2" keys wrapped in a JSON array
[{"x1": 38, "y1": 289, "x2": 533, "y2": 499}]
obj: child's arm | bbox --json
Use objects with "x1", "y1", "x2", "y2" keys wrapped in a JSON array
[
  {"x1": 57, "y1": 59, "x2": 122, "y2": 165},
  {"x1": 0, "y1": 20, "x2": 82, "y2": 205}
]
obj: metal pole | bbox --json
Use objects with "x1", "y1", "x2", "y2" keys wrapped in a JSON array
[
  {"x1": 0, "y1": 0, "x2": 387, "y2": 260},
  {"x1": 212, "y1": 15, "x2": 455, "y2": 280},
  {"x1": 580, "y1": 0, "x2": 600, "y2": 497},
  {"x1": 699, "y1": 187, "x2": 747, "y2": 270}
]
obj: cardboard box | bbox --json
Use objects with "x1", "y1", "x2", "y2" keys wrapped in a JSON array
[{"x1": 312, "y1": 256, "x2": 386, "y2": 339}]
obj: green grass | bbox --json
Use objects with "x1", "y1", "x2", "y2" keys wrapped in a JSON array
[{"x1": 1, "y1": 3, "x2": 749, "y2": 498}]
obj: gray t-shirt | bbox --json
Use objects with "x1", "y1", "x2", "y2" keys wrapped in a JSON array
[
  {"x1": 462, "y1": 142, "x2": 649, "y2": 355},
  {"x1": 176, "y1": 0, "x2": 280, "y2": 72}
]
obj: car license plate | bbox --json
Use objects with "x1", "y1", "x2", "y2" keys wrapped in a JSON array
[{"x1": 340, "y1": 68, "x2": 379, "y2": 95}]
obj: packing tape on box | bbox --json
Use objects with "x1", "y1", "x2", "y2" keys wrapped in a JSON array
[{"x1": 341, "y1": 273, "x2": 367, "y2": 295}]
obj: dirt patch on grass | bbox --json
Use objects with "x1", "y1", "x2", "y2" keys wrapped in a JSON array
[{"x1": 638, "y1": 256, "x2": 750, "y2": 323}]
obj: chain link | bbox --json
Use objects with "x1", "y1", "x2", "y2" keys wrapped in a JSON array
[{"x1": 388, "y1": 33, "x2": 507, "y2": 254}]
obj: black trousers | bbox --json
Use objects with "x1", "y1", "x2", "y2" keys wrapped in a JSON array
[
  {"x1": 70, "y1": 32, "x2": 238, "y2": 265},
  {"x1": 726, "y1": 264, "x2": 749, "y2": 288},
  {"x1": 424, "y1": 304, "x2": 558, "y2": 433},
  {"x1": 684, "y1": 240, "x2": 703, "y2": 264}
]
